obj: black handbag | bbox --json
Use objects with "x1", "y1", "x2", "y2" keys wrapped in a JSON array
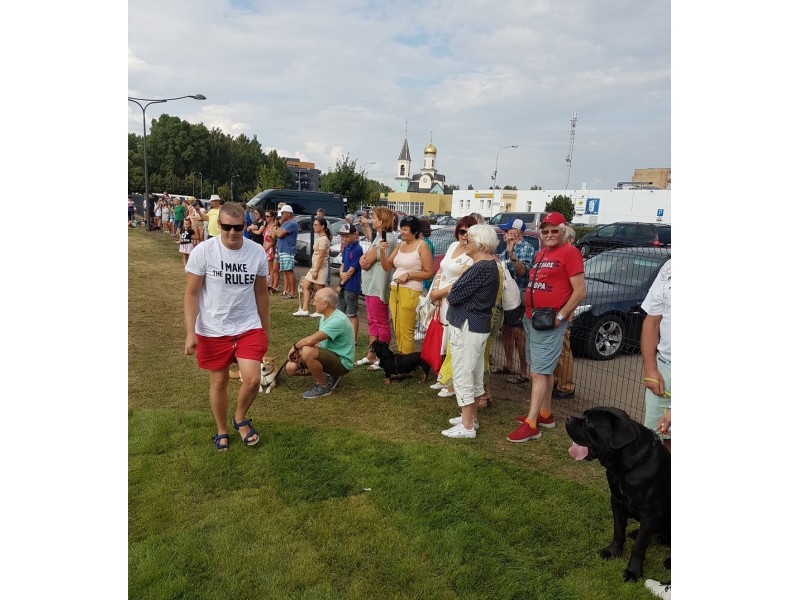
[
  {"x1": 531, "y1": 307, "x2": 556, "y2": 330},
  {"x1": 527, "y1": 249, "x2": 557, "y2": 330}
]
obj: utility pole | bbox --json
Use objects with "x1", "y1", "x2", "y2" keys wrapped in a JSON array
[{"x1": 564, "y1": 111, "x2": 578, "y2": 190}]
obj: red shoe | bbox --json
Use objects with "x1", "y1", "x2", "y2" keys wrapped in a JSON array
[
  {"x1": 506, "y1": 421, "x2": 541, "y2": 443},
  {"x1": 515, "y1": 414, "x2": 556, "y2": 428},
  {"x1": 537, "y1": 414, "x2": 556, "y2": 429}
]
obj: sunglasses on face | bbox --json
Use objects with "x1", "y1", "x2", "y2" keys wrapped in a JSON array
[
  {"x1": 457, "y1": 229, "x2": 468, "y2": 236},
  {"x1": 540, "y1": 229, "x2": 560, "y2": 236},
  {"x1": 220, "y1": 223, "x2": 245, "y2": 232}
]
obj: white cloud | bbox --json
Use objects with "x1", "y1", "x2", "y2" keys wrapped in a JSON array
[{"x1": 128, "y1": 0, "x2": 670, "y2": 189}]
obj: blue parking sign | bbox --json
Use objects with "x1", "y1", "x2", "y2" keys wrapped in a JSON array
[{"x1": 657, "y1": 208, "x2": 664, "y2": 217}]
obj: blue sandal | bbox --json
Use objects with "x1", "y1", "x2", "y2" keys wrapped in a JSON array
[
  {"x1": 231, "y1": 417, "x2": 260, "y2": 446},
  {"x1": 212, "y1": 433, "x2": 230, "y2": 451}
]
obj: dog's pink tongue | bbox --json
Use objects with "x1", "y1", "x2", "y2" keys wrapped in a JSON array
[{"x1": 568, "y1": 442, "x2": 589, "y2": 461}]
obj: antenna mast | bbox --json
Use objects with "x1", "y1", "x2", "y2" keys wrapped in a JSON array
[{"x1": 563, "y1": 111, "x2": 578, "y2": 190}]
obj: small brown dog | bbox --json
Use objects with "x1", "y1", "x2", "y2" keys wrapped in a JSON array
[{"x1": 229, "y1": 356, "x2": 280, "y2": 393}]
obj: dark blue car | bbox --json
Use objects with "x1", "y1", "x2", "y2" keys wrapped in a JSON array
[{"x1": 570, "y1": 247, "x2": 671, "y2": 360}]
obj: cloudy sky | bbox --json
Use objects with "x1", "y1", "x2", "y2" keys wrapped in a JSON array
[{"x1": 128, "y1": 0, "x2": 669, "y2": 192}]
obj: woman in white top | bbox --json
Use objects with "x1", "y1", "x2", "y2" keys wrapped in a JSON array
[
  {"x1": 429, "y1": 216, "x2": 478, "y2": 397},
  {"x1": 379, "y1": 215, "x2": 434, "y2": 354}
]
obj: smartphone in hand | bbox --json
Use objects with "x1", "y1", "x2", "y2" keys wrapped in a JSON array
[{"x1": 381, "y1": 230, "x2": 387, "y2": 242}]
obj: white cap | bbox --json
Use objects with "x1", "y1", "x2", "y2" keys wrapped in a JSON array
[
  {"x1": 280, "y1": 204, "x2": 294, "y2": 213},
  {"x1": 209, "y1": 194, "x2": 221, "y2": 202}
]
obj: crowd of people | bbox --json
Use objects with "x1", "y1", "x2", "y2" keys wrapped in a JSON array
[
  {"x1": 133, "y1": 193, "x2": 670, "y2": 598},
  {"x1": 135, "y1": 196, "x2": 669, "y2": 452}
]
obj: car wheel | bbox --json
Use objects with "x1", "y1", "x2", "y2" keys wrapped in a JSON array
[
  {"x1": 585, "y1": 315, "x2": 624, "y2": 360},
  {"x1": 580, "y1": 244, "x2": 590, "y2": 258}
]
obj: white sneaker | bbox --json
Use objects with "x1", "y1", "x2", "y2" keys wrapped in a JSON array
[
  {"x1": 441, "y1": 423, "x2": 476, "y2": 438},
  {"x1": 309, "y1": 312, "x2": 323, "y2": 318},
  {"x1": 430, "y1": 382, "x2": 446, "y2": 390},
  {"x1": 355, "y1": 356, "x2": 374, "y2": 366},
  {"x1": 437, "y1": 388, "x2": 456, "y2": 398},
  {"x1": 367, "y1": 360, "x2": 382, "y2": 371},
  {"x1": 292, "y1": 309, "x2": 309, "y2": 317},
  {"x1": 448, "y1": 416, "x2": 479, "y2": 429},
  {"x1": 644, "y1": 580, "x2": 671, "y2": 600}
]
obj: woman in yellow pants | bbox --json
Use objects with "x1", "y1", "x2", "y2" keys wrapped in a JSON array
[{"x1": 379, "y1": 216, "x2": 434, "y2": 354}]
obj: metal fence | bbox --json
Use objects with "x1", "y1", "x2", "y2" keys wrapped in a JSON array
[{"x1": 407, "y1": 246, "x2": 671, "y2": 424}]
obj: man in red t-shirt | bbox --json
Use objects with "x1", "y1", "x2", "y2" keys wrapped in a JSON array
[{"x1": 507, "y1": 212, "x2": 586, "y2": 443}]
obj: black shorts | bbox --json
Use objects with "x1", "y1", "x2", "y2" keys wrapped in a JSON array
[{"x1": 503, "y1": 304, "x2": 525, "y2": 328}]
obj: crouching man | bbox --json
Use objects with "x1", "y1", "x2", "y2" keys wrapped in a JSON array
[{"x1": 286, "y1": 287, "x2": 354, "y2": 398}]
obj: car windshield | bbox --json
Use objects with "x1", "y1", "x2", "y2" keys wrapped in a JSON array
[{"x1": 584, "y1": 253, "x2": 664, "y2": 287}]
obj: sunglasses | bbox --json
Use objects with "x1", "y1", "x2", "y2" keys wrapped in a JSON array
[
  {"x1": 457, "y1": 229, "x2": 468, "y2": 236},
  {"x1": 219, "y1": 223, "x2": 245, "y2": 232},
  {"x1": 541, "y1": 229, "x2": 561, "y2": 236}
]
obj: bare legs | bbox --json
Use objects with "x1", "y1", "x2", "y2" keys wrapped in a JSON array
[{"x1": 208, "y1": 357, "x2": 262, "y2": 446}]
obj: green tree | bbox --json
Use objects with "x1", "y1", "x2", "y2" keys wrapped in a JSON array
[
  {"x1": 467, "y1": 184, "x2": 474, "y2": 190},
  {"x1": 545, "y1": 195, "x2": 575, "y2": 222},
  {"x1": 257, "y1": 150, "x2": 293, "y2": 190},
  {"x1": 320, "y1": 155, "x2": 371, "y2": 212},
  {"x1": 502, "y1": 185, "x2": 517, "y2": 190},
  {"x1": 530, "y1": 185, "x2": 542, "y2": 190}
]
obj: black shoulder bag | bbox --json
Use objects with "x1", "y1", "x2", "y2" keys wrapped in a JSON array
[{"x1": 526, "y1": 250, "x2": 556, "y2": 330}]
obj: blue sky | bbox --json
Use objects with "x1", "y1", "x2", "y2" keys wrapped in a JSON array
[{"x1": 127, "y1": 0, "x2": 671, "y2": 191}]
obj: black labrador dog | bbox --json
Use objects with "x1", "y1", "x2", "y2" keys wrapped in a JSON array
[
  {"x1": 369, "y1": 341, "x2": 431, "y2": 385},
  {"x1": 565, "y1": 407, "x2": 670, "y2": 582}
]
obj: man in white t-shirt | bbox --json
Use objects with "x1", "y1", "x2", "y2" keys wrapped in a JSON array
[
  {"x1": 184, "y1": 203, "x2": 270, "y2": 451},
  {"x1": 641, "y1": 258, "x2": 671, "y2": 452}
]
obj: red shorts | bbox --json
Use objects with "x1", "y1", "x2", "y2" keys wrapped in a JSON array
[{"x1": 196, "y1": 328, "x2": 268, "y2": 371}]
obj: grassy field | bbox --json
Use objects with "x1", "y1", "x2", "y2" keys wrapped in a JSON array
[{"x1": 128, "y1": 228, "x2": 670, "y2": 599}]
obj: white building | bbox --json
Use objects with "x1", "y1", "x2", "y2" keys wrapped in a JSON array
[{"x1": 451, "y1": 186, "x2": 671, "y2": 225}]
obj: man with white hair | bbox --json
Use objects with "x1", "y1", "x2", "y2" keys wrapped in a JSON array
[{"x1": 285, "y1": 287, "x2": 354, "y2": 398}]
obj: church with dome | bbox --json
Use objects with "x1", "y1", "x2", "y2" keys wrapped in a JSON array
[{"x1": 394, "y1": 133, "x2": 447, "y2": 195}]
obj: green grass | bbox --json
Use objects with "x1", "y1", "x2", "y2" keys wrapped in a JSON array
[{"x1": 128, "y1": 228, "x2": 669, "y2": 599}]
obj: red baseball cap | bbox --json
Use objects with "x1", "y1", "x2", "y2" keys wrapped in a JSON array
[{"x1": 540, "y1": 212, "x2": 567, "y2": 227}]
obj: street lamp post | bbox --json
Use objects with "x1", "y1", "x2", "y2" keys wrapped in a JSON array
[
  {"x1": 231, "y1": 174, "x2": 239, "y2": 202},
  {"x1": 191, "y1": 172, "x2": 195, "y2": 197},
  {"x1": 492, "y1": 144, "x2": 518, "y2": 216},
  {"x1": 128, "y1": 94, "x2": 206, "y2": 229},
  {"x1": 199, "y1": 172, "x2": 203, "y2": 200}
]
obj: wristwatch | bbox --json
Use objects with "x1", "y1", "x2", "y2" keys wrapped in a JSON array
[{"x1": 556, "y1": 313, "x2": 565, "y2": 321}]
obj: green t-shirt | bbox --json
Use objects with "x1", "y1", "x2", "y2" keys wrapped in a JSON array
[
  {"x1": 319, "y1": 309, "x2": 355, "y2": 370},
  {"x1": 174, "y1": 204, "x2": 186, "y2": 223}
]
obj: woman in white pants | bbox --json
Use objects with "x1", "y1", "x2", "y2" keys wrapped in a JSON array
[{"x1": 435, "y1": 224, "x2": 499, "y2": 439}]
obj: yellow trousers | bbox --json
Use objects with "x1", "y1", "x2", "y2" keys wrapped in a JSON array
[{"x1": 389, "y1": 284, "x2": 421, "y2": 354}]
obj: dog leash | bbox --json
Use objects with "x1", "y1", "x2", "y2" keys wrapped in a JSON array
[{"x1": 643, "y1": 377, "x2": 671, "y2": 398}]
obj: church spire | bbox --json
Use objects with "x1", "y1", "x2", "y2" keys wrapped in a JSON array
[{"x1": 395, "y1": 122, "x2": 412, "y2": 192}]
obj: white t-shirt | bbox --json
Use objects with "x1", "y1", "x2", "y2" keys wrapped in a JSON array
[
  {"x1": 186, "y1": 236, "x2": 268, "y2": 336},
  {"x1": 641, "y1": 259, "x2": 671, "y2": 361}
]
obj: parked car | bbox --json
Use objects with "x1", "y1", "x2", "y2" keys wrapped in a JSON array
[
  {"x1": 574, "y1": 222, "x2": 671, "y2": 258},
  {"x1": 293, "y1": 216, "x2": 343, "y2": 265},
  {"x1": 487, "y1": 212, "x2": 544, "y2": 230},
  {"x1": 570, "y1": 247, "x2": 671, "y2": 361},
  {"x1": 430, "y1": 215, "x2": 457, "y2": 230},
  {"x1": 428, "y1": 226, "x2": 541, "y2": 272}
]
